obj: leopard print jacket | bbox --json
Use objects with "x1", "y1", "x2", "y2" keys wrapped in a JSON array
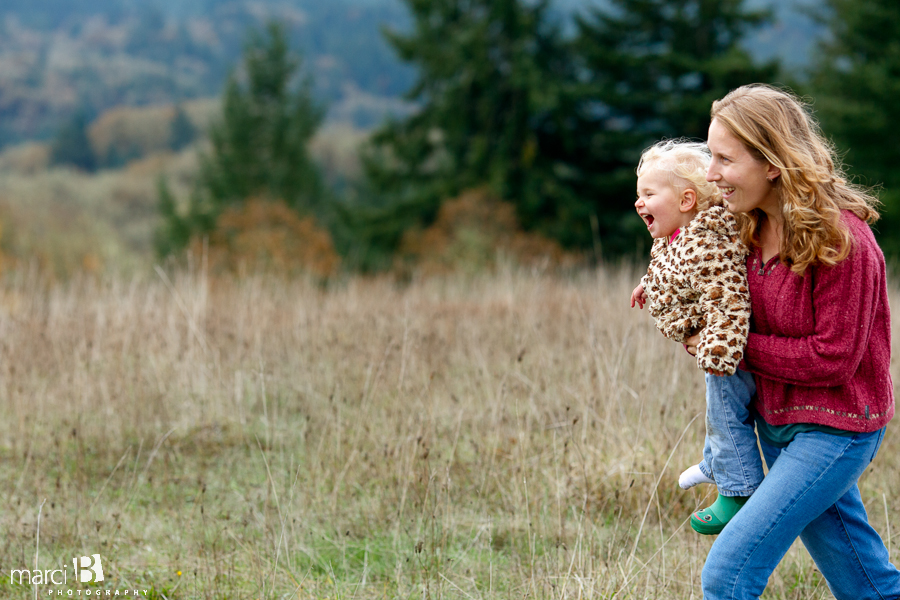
[{"x1": 640, "y1": 204, "x2": 750, "y2": 375}]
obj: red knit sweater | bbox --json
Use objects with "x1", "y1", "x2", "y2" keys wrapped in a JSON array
[{"x1": 743, "y1": 211, "x2": 894, "y2": 432}]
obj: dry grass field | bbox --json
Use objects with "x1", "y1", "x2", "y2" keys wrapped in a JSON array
[{"x1": 0, "y1": 265, "x2": 898, "y2": 599}]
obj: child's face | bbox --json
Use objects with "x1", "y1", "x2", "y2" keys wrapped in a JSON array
[{"x1": 635, "y1": 169, "x2": 693, "y2": 239}]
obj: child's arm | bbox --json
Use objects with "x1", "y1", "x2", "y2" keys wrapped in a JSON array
[
  {"x1": 633, "y1": 239, "x2": 663, "y2": 310},
  {"x1": 684, "y1": 334, "x2": 725, "y2": 377},
  {"x1": 688, "y1": 233, "x2": 750, "y2": 376},
  {"x1": 630, "y1": 284, "x2": 646, "y2": 309}
]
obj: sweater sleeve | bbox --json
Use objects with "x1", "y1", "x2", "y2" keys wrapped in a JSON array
[
  {"x1": 743, "y1": 226, "x2": 882, "y2": 386},
  {"x1": 690, "y1": 237, "x2": 750, "y2": 376},
  {"x1": 641, "y1": 238, "x2": 665, "y2": 288}
]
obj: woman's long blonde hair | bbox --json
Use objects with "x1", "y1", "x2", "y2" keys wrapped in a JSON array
[{"x1": 710, "y1": 84, "x2": 879, "y2": 275}]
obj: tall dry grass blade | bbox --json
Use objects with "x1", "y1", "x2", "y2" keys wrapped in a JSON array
[
  {"x1": 625, "y1": 412, "x2": 701, "y2": 574},
  {"x1": 885, "y1": 493, "x2": 892, "y2": 557},
  {"x1": 153, "y1": 265, "x2": 211, "y2": 355},
  {"x1": 34, "y1": 498, "x2": 46, "y2": 600},
  {"x1": 255, "y1": 434, "x2": 287, "y2": 598},
  {"x1": 86, "y1": 448, "x2": 131, "y2": 515}
]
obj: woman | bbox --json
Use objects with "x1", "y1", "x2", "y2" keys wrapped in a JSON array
[{"x1": 685, "y1": 84, "x2": 900, "y2": 599}]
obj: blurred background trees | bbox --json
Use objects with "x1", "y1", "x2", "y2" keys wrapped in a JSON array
[
  {"x1": 354, "y1": 0, "x2": 782, "y2": 262},
  {"x1": 355, "y1": 0, "x2": 898, "y2": 265},
  {"x1": 168, "y1": 105, "x2": 198, "y2": 153},
  {"x1": 0, "y1": 0, "x2": 897, "y2": 278},
  {"x1": 572, "y1": 0, "x2": 779, "y2": 254},
  {"x1": 196, "y1": 22, "x2": 325, "y2": 217},
  {"x1": 809, "y1": 0, "x2": 900, "y2": 256},
  {"x1": 50, "y1": 112, "x2": 98, "y2": 172},
  {"x1": 359, "y1": 0, "x2": 587, "y2": 264},
  {"x1": 155, "y1": 22, "x2": 336, "y2": 273}
]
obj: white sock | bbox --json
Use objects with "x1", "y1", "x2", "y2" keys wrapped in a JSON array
[{"x1": 679, "y1": 464, "x2": 715, "y2": 490}]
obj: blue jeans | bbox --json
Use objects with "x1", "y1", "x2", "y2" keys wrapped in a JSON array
[
  {"x1": 699, "y1": 370, "x2": 764, "y2": 496},
  {"x1": 702, "y1": 427, "x2": 900, "y2": 599}
]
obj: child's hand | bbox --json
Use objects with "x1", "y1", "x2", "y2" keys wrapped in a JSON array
[
  {"x1": 630, "y1": 284, "x2": 646, "y2": 309},
  {"x1": 684, "y1": 333, "x2": 700, "y2": 356},
  {"x1": 706, "y1": 369, "x2": 726, "y2": 377}
]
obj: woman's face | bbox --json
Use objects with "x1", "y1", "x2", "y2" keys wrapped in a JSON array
[{"x1": 706, "y1": 118, "x2": 780, "y2": 216}]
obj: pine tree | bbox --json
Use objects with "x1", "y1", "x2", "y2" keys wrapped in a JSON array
[
  {"x1": 50, "y1": 111, "x2": 97, "y2": 172},
  {"x1": 573, "y1": 0, "x2": 778, "y2": 253},
  {"x1": 360, "y1": 0, "x2": 588, "y2": 256},
  {"x1": 154, "y1": 178, "x2": 192, "y2": 259},
  {"x1": 808, "y1": 0, "x2": 900, "y2": 256},
  {"x1": 168, "y1": 104, "x2": 197, "y2": 152},
  {"x1": 157, "y1": 22, "x2": 326, "y2": 256}
]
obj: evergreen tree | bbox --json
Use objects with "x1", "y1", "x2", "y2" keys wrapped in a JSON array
[
  {"x1": 573, "y1": 0, "x2": 779, "y2": 253},
  {"x1": 808, "y1": 0, "x2": 900, "y2": 257},
  {"x1": 50, "y1": 111, "x2": 97, "y2": 172},
  {"x1": 168, "y1": 104, "x2": 197, "y2": 152},
  {"x1": 157, "y1": 22, "x2": 325, "y2": 256},
  {"x1": 154, "y1": 177, "x2": 192, "y2": 259},
  {"x1": 360, "y1": 0, "x2": 588, "y2": 257}
]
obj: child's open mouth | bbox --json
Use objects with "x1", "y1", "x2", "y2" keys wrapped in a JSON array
[{"x1": 642, "y1": 214, "x2": 654, "y2": 228}]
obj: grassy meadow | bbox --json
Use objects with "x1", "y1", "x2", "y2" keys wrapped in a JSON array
[
  {"x1": 0, "y1": 265, "x2": 898, "y2": 599},
  {"x1": 0, "y1": 99, "x2": 897, "y2": 600}
]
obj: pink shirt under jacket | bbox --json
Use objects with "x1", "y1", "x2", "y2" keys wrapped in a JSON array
[{"x1": 744, "y1": 211, "x2": 894, "y2": 432}]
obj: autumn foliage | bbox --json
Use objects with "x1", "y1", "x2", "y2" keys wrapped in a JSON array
[
  {"x1": 396, "y1": 188, "x2": 580, "y2": 277},
  {"x1": 191, "y1": 198, "x2": 340, "y2": 278}
]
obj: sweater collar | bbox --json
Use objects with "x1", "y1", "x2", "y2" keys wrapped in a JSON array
[{"x1": 668, "y1": 228, "x2": 681, "y2": 244}]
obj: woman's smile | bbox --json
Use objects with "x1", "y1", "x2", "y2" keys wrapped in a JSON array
[{"x1": 706, "y1": 118, "x2": 780, "y2": 216}]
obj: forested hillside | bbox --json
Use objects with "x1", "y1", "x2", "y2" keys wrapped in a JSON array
[
  {"x1": 7, "y1": 0, "x2": 878, "y2": 277},
  {"x1": 0, "y1": 0, "x2": 819, "y2": 147},
  {"x1": 0, "y1": 0, "x2": 414, "y2": 145}
]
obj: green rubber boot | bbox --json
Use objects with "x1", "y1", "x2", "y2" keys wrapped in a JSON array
[{"x1": 690, "y1": 494, "x2": 749, "y2": 535}]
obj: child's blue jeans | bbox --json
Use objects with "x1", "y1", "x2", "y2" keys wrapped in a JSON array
[{"x1": 697, "y1": 369, "x2": 764, "y2": 496}]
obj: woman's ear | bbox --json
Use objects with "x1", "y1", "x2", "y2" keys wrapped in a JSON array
[
  {"x1": 680, "y1": 188, "x2": 697, "y2": 213},
  {"x1": 766, "y1": 163, "x2": 781, "y2": 182}
]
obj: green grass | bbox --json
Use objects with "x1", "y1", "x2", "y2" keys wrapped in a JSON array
[{"x1": 0, "y1": 266, "x2": 896, "y2": 599}]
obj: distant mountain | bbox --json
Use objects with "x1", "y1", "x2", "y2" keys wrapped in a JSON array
[
  {"x1": 0, "y1": 0, "x2": 823, "y2": 148},
  {"x1": 0, "y1": 0, "x2": 414, "y2": 145}
]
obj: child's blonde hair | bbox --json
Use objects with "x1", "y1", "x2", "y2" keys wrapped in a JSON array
[{"x1": 637, "y1": 139, "x2": 722, "y2": 211}]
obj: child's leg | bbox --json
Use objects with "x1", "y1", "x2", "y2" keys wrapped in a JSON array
[
  {"x1": 691, "y1": 369, "x2": 763, "y2": 534},
  {"x1": 703, "y1": 369, "x2": 763, "y2": 495}
]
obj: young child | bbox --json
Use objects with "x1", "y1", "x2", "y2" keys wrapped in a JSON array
[{"x1": 629, "y1": 139, "x2": 763, "y2": 535}]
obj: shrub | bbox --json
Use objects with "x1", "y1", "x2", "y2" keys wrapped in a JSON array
[
  {"x1": 190, "y1": 198, "x2": 340, "y2": 278},
  {"x1": 396, "y1": 188, "x2": 580, "y2": 277}
]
